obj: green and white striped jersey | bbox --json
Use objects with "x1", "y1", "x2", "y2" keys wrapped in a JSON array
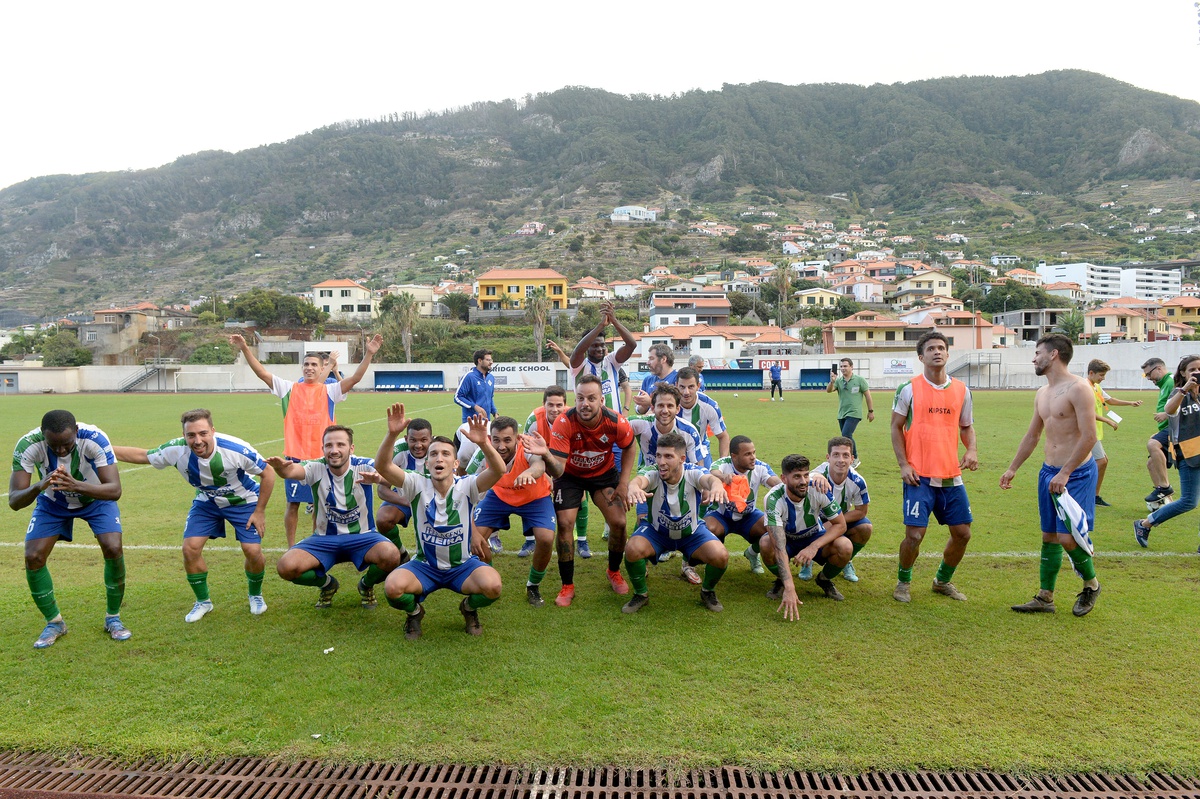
[
  {"x1": 12, "y1": 423, "x2": 116, "y2": 510},
  {"x1": 639, "y1": 464, "x2": 708, "y2": 540},
  {"x1": 146, "y1": 433, "x2": 266, "y2": 507},
  {"x1": 763, "y1": 483, "x2": 841, "y2": 538},
  {"x1": 301, "y1": 456, "x2": 377, "y2": 535}
]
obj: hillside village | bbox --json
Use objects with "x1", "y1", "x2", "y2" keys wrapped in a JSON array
[{"x1": 3, "y1": 202, "x2": 1198, "y2": 372}]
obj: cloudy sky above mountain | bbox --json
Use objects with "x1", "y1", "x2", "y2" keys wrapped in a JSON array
[{"x1": 3, "y1": 0, "x2": 1198, "y2": 192}]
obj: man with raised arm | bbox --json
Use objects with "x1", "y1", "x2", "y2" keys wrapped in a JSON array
[
  {"x1": 113, "y1": 408, "x2": 275, "y2": 622},
  {"x1": 470, "y1": 416, "x2": 556, "y2": 607},
  {"x1": 706, "y1": 435, "x2": 782, "y2": 576},
  {"x1": 11, "y1": 410, "x2": 130, "y2": 648},
  {"x1": 621, "y1": 432, "x2": 730, "y2": 613},
  {"x1": 267, "y1": 424, "x2": 401, "y2": 610},
  {"x1": 231, "y1": 333, "x2": 383, "y2": 546},
  {"x1": 517, "y1": 385, "x2": 569, "y2": 558},
  {"x1": 1000, "y1": 334, "x2": 1102, "y2": 617},
  {"x1": 521, "y1": 374, "x2": 637, "y2": 607},
  {"x1": 376, "y1": 406, "x2": 506, "y2": 638},
  {"x1": 374, "y1": 416, "x2": 432, "y2": 560},
  {"x1": 890, "y1": 331, "x2": 978, "y2": 604}
]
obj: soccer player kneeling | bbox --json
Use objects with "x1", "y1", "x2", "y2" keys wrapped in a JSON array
[{"x1": 621, "y1": 432, "x2": 730, "y2": 613}]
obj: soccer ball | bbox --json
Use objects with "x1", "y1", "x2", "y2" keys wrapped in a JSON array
[
  {"x1": 733, "y1": 393, "x2": 739, "y2": 398},
  {"x1": 1147, "y1": 496, "x2": 1171, "y2": 513}
]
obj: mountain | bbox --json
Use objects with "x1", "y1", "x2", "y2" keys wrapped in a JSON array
[{"x1": 1, "y1": 70, "x2": 1198, "y2": 317}]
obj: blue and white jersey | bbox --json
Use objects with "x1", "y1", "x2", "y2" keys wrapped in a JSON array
[
  {"x1": 301, "y1": 455, "x2": 377, "y2": 535},
  {"x1": 769, "y1": 365, "x2": 782, "y2": 381},
  {"x1": 627, "y1": 415, "x2": 704, "y2": 467},
  {"x1": 678, "y1": 393, "x2": 727, "y2": 460},
  {"x1": 639, "y1": 369, "x2": 678, "y2": 395},
  {"x1": 454, "y1": 367, "x2": 496, "y2": 422},
  {"x1": 391, "y1": 440, "x2": 429, "y2": 477},
  {"x1": 571, "y1": 352, "x2": 626, "y2": 414},
  {"x1": 763, "y1": 483, "x2": 841, "y2": 538},
  {"x1": 13, "y1": 423, "x2": 116, "y2": 510},
  {"x1": 813, "y1": 461, "x2": 870, "y2": 510},
  {"x1": 639, "y1": 464, "x2": 709, "y2": 540},
  {"x1": 393, "y1": 473, "x2": 482, "y2": 569},
  {"x1": 710, "y1": 456, "x2": 777, "y2": 520},
  {"x1": 146, "y1": 433, "x2": 266, "y2": 507}
]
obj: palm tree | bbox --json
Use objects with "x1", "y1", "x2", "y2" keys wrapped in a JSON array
[
  {"x1": 1055, "y1": 309, "x2": 1086, "y2": 342},
  {"x1": 772, "y1": 266, "x2": 794, "y2": 327},
  {"x1": 381, "y1": 292, "x2": 421, "y2": 363},
  {"x1": 441, "y1": 292, "x2": 471, "y2": 322},
  {"x1": 526, "y1": 287, "x2": 551, "y2": 362}
]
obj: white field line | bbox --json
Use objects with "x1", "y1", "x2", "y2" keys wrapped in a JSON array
[
  {"x1": 0, "y1": 542, "x2": 1192, "y2": 559},
  {"x1": 0, "y1": 402, "x2": 456, "y2": 500}
]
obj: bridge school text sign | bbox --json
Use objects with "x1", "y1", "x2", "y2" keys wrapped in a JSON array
[{"x1": 458, "y1": 363, "x2": 557, "y2": 389}]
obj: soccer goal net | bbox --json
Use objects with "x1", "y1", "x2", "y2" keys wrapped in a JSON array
[{"x1": 174, "y1": 371, "x2": 234, "y2": 393}]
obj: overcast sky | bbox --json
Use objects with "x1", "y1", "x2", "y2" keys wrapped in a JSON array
[{"x1": 3, "y1": 0, "x2": 1199, "y2": 193}]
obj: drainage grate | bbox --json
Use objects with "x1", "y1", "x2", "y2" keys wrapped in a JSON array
[{"x1": 1, "y1": 752, "x2": 1199, "y2": 799}]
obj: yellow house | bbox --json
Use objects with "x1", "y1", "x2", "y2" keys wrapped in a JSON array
[
  {"x1": 1085, "y1": 307, "x2": 1161, "y2": 342},
  {"x1": 888, "y1": 270, "x2": 954, "y2": 309},
  {"x1": 793, "y1": 287, "x2": 844, "y2": 308},
  {"x1": 475, "y1": 268, "x2": 568, "y2": 310},
  {"x1": 1161, "y1": 296, "x2": 1200, "y2": 325},
  {"x1": 823, "y1": 310, "x2": 910, "y2": 353}
]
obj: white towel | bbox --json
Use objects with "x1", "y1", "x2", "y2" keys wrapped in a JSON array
[{"x1": 1052, "y1": 488, "x2": 1094, "y2": 556}]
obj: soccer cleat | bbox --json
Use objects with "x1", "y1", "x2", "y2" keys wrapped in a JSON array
[
  {"x1": 315, "y1": 576, "x2": 340, "y2": 609},
  {"x1": 797, "y1": 563, "x2": 813, "y2": 581},
  {"x1": 1133, "y1": 519, "x2": 1151, "y2": 548},
  {"x1": 744, "y1": 547, "x2": 763, "y2": 575},
  {"x1": 33, "y1": 620, "x2": 67, "y2": 649},
  {"x1": 815, "y1": 574, "x2": 845, "y2": 601},
  {"x1": 460, "y1": 596, "x2": 482, "y2": 635},
  {"x1": 516, "y1": 539, "x2": 536, "y2": 558},
  {"x1": 851, "y1": 459, "x2": 861, "y2": 469},
  {"x1": 1094, "y1": 496, "x2": 1111, "y2": 507},
  {"x1": 771, "y1": 397, "x2": 775, "y2": 402},
  {"x1": 655, "y1": 550, "x2": 673, "y2": 563},
  {"x1": 602, "y1": 526, "x2": 610, "y2": 540},
  {"x1": 488, "y1": 534, "x2": 503, "y2": 554},
  {"x1": 841, "y1": 561, "x2": 859, "y2": 582},
  {"x1": 622, "y1": 593, "x2": 649, "y2": 614},
  {"x1": 357, "y1": 577, "x2": 377, "y2": 609},
  {"x1": 185, "y1": 599, "x2": 214, "y2": 623},
  {"x1": 680, "y1": 564, "x2": 702, "y2": 585},
  {"x1": 932, "y1": 580, "x2": 967, "y2": 601},
  {"x1": 304, "y1": 503, "x2": 314, "y2": 515},
  {"x1": 403, "y1": 605, "x2": 425, "y2": 640},
  {"x1": 397, "y1": 547, "x2": 411, "y2": 566},
  {"x1": 893, "y1": 581, "x2": 911, "y2": 603},
  {"x1": 526, "y1": 584, "x2": 544, "y2": 607},
  {"x1": 766, "y1": 579, "x2": 784, "y2": 601},
  {"x1": 607, "y1": 569, "x2": 630, "y2": 595},
  {"x1": 104, "y1": 616, "x2": 132, "y2": 641},
  {"x1": 555, "y1": 585, "x2": 575, "y2": 607},
  {"x1": 1073, "y1": 583, "x2": 1101, "y2": 617},
  {"x1": 577, "y1": 539, "x2": 592, "y2": 559},
  {"x1": 1144, "y1": 485, "x2": 1174, "y2": 503},
  {"x1": 1011, "y1": 595, "x2": 1056, "y2": 613},
  {"x1": 699, "y1": 589, "x2": 724, "y2": 612},
  {"x1": 248, "y1": 595, "x2": 268, "y2": 616}
]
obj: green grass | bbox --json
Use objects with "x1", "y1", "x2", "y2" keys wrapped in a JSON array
[{"x1": 1, "y1": 388, "x2": 1198, "y2": 774}]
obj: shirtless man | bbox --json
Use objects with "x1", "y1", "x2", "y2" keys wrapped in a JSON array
[{"x1": 1000, "y1": 333, "x2": 1101, "y2": 617}]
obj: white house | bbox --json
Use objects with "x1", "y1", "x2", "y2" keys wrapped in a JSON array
[
  {"x1": 611, "y1": 206, "x2": 657, "y2": 223},
  {"x1": 313, "y1": 279, "x2": 375, "y2": 321}
]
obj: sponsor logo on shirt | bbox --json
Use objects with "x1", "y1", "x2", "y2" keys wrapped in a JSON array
[{"x1": 326, "y1": 508, "x2": 361, "y2": 525}]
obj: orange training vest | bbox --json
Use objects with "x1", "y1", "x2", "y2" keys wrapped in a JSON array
[
  {"x1": 904, "y1": 375, "x2": 966, "y2": 480},
  {"x1": 491, "y1": 444, "x2": 552, "y2": 506}
]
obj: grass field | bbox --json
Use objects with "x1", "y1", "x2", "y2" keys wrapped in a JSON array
[{"x1": 1, "y1": 387, "x2": 1198, "y2": 775}]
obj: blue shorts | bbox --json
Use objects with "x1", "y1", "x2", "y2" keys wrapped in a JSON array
[
  {"x1": 473, "y1": 493, "x2": 555, "y2": 534},
  {"x1": 902, "y1": 479, "x2": 973, "y2": 527},
  {"x1": 847, "y1": 516, "x2": 872, "y2": 531},
  {"x1": 25, "y1": 497, "x2": 122, "y2": 542},
  {"x1": 784, "y1": 530, "x2": 826, "y2": 559},
  {"x1": 380, "y1": 502, "x2": 412, "y2": 527},
  {"x1": 292, "y1": 532, "x2": 390, "y2": 572},
  {"x1": 400, "y1": 556, "x2": 487, "y2": 595},
  {"x1": 704, "y1": 509, "x2": 766, "y2": 543},
  {"x1": 284, "y1": 457, "x2": 314, "y2": 504},
  {"x1": 184, "y1": 499, "x2": 261, "y2": 543},
  {"x1": 1038, "y1": 460, "x2": 1097, "y2": 534},
  {"x1": 632, "y1": 521, "x2": 719, "y2": 560}
]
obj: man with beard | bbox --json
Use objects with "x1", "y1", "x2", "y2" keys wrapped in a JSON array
[
  {"x1": 516, "y1": 386, "x2": 568, "y2": 558},
  {"x1": 375, "y1": 416, "x2": 433, "y2": 559},
  {"x1": 455, "y1": 349, "x2": 497, "y2": 422}
]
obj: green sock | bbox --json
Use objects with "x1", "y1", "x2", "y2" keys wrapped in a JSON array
[
  {"x1": 468, "y1": 593, "x2": 497, "y2": 609},
  {"x1": 851, "y1": 541, "x2": 865, "y2": 558},
  {"x1": 766, "y1": 563, "x2": 782, "y2": 578},
  {"x1": 103, "y1": 556, "x2": 126, "y2": 615},
  {"x1": 246, "y1": 570, "x2": 265, "y2": 597},
  {"x1": 293, "y1": 569, "x2": 327, "y2": 587},
  {"x1": 821, "y1": 562, "x2": 841, "y2": 580},
  {"x1": 1039, "y1": 542, "x2": 1064, "y2": 592},
  {"x1": 527, "y1": 566, "x2": 546, "y2": 587},
  {"x1": 187, "y1": 571, "x2": 210, "y2": 602},
  {"x1": 1066, "y1": 545, "x2": 1097, "y2": 581},
  {"x1": 625, "y1": 556, "x2": 648, "y2": 595},
  {"x1": 362, "y1": 564, "x2": 387, "y2": 589},
  {"x1": 381, "y1": 528, "x2": 402, "y2": 548},
  {"x1": 26, "y1": 566, "x2": 60, "y2": 622},
  {"x1": 935, "y1": 560, "x2": 956, "y2": 584},
  {"x1": 576, "y1": 503, "x2": 588, "y2": 538},
  {"x1": 387, "y1": 593, "x2": 417, "y2": 613},
  {"x1": 897, "y1": 565, "x2": 913, "y2": 584},
  {"x1": 701, "y1": 563, "x2": 727, "y2": 591}
]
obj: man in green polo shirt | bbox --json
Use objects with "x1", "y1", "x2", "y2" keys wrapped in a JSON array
[
  {"x1": 826, "y1": 358, "x2": 874, "y2": 465},
  {"x1": 1143, "y1": 357, "x2": 1176, "y2": 507}
]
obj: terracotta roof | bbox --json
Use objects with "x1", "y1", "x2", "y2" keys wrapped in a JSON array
[
  {"x1": 95, "y1": 301, "x2": 159, "y2": 313},
  {"x1": 476, "y1": 268, "x2": 567, "y2": 281},
  {"x1": 650, "y1": 297, "x2": 731, "y2": 309},
  {"x1": 746, "y1": 331, "x2": 801, "y2": 344},
  {"x1": 1043, "y1": 281, "x2": 1082, "y2": 291},
  {"x1": 1162, "y1": 296, "x2": 1200, "y2": 307},
  {"x1": 828, "y1": 312, "x2": 906, "y2": 329},
  {"x1": 312, "y1": 279, "x2": 366, "y2": 288}
]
